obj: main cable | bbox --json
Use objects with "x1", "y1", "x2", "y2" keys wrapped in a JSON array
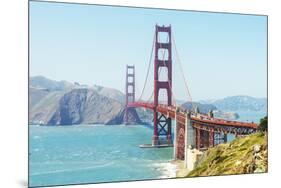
[
  {"x1": 138, "y1": 32, "x2": 156, "y2": 102},
  {"x1": 172, "y1": 31, "x2": 194, "y2": 110}
]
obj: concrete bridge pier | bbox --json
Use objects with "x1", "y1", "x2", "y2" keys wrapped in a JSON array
[
  {"x1": 185, "y1": 111, "x2": 195, "y2": 149},
  {"x1": 184, "y1": 112, "x2": 202, "y2": 171},
  {"x1": 173, "y1": 108, "x2": 179, "y2": 159},
  {"x1": 173, "y1": 111, "x2": 204, "y2": 171}
]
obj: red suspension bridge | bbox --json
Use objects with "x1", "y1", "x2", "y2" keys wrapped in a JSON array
[{"x1": 124, "y1": 25, "x2": 257, "y2": 160}]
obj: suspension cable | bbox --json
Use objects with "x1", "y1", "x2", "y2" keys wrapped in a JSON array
[
  {"x1": 172, "y1": 31, "x2": 194, "y2": 109},
  {"x1": 145, "y1": 26, "x2": 168, "y2": 104},
  {"x1": 138, "y1": 32, "x2": 156, "y2": 102}
]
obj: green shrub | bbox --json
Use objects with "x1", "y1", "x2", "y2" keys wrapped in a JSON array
[{"x1": 258, "y1": 116, "x2": 268, "y2": 132}]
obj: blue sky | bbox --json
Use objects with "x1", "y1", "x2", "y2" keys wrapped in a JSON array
[{"x1": 29, "y1": 1, "x2": 267, "y2": 101}]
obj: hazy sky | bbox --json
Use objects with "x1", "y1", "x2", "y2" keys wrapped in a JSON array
[{"x1": 29, "y1": 1, "x2": 267, "y2": 101}]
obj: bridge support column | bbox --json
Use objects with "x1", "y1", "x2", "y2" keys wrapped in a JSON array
[
  {"x1": 184, "y1": 112, "x2": 195, "y2": 167},
  {"x1": 184, "y1": 113, "x2": 188, "y2": 162},
  {"x1": 173, "y1": 108, "x2": 179, "y2": 159},
  {"x1": 152, "y1": 24, "x2": 172, "y2": 146},
  {"x1": 223, "y1": 133, "x2": 228, "y2": 143},
  {"x1": 152, "y1": 112, "x2": 172, "y2": 146},
  {"x1": 208, "y1": 130, "x2": 214, "y2": 148},
  {"x1": 185, "y1": 113, "x2": 204, "y2": 170},
  {"x1": 186, "y1": 112, "x2": 195, "y2": 147},
  {"x1": 124, "y1": 65, "x2": 136, "y2": 125},
  {"x1": 176, "y1": 121, "x2": 185, "y2": 160},
  {"x1": 152, "y1": 111, "x2": 159, "y2": 146},
  {"x1": 175, "y1": 111, "x2": 195, "y2": 161},
  {"x1": 167, "y1": 118, "x2": 172, "y2": 144},
  {"x1": 196, "y1": 128, "x2": 201, "y2": 149}
]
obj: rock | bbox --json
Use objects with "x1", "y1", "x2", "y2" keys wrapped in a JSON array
[
  {"x1": 254, "y1": 167, "x2": 265, "y2": 173},
  {"x1": 29, "y1": 90, "x2": 66, "y2": 125},
  {"x1": 253, "y1": 144, "x2": 261, "y2": 153},
  {"x1": 29, "y1": 76, "x2": 145, "y2": 125},
  {"x1": 48, "y1": 89, "x2": 125, "y2": 125}
]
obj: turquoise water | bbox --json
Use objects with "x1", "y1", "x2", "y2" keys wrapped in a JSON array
[
  {"x1": 29, "y1": 125, "x2": 174, "y2": 187},
  {"x1": 29, "y1": 111, "x2": 266, "y2": 187}
]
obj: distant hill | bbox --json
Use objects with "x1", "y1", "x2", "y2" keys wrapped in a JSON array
[
  {"x1": 200, "y1": 95, "x2": 267, "y2": 112},
  {"x1": 30, "y1": 76, "x2": 125, "y2": 103},
  {"x1": 30, "y1": 76, "x2": 73, "y2": 91},
  {"x1": 29, "y1": 76, "x2": 142, "y2": 125},
  {"x1": 181, "y1": 101, "x2": 239, "y2": 120},
  {"x1": 181, "y1": 102, "x2": 217, "y2": 114}
]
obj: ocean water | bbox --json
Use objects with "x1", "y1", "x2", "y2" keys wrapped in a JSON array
[
  {"x1": 29, "y1": 111, "x2": 266, "y2": 187},
  {"x1": 29, "y1": 125, "x2": 174, "y2": 187}
]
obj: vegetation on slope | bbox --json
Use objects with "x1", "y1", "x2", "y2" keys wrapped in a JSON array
[
  {"x1": 258, "y1": 116, "x2": 268, "y2": 132},
  {"x1": 187, "y1": 132, "x2": 268, "y2": 177}
]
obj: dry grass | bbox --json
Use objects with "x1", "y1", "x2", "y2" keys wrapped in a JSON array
[{"x1": 187, "y1": 132, "x2": 267, "y2": 177}]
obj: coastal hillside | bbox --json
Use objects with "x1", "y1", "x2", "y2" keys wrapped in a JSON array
[
  {"x1": 29, "y1": 88, "x2": 128, "y2": 125},
  {"x1": 181, "y1": 102, "x2": 239, "y2": 120},
  {"x1": 200, "y1": 96, "x2": 267, "y2": 112},
  {"x1": 30, "y1": 76, "x2": 73, "y2": 91},
  {"x1": 29, "y1": 76, "x2": 144, "y2": 125},
  {"x1": 48, "y1": 89, "x2": 126, "y2": 125},
  {"x1": 181, "y1": 102, "x2": 217, "y2": 114},
  {"x1": 187, "y1": 132, "x2": 268, "y2": 177},
  {"x1": 30, "y1": 76, "x2": 125, "y2": 103}
]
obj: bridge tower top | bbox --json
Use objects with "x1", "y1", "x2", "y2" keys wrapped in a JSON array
[
  {"x1": 124, "y1": 65, "x2": 136, "y2": 124},
  {"x1": 125, "y1": 65, "x2": 135, "y2": 106}
]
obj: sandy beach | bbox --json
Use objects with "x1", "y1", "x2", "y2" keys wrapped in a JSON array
[
  {"x1": 153, "y1": 159, "x2": 191, "y2": 179},
  {"x1": 170, "y1": 160, "x2": 191, "y2": 178}
]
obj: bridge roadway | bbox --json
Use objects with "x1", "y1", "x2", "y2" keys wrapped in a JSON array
[{"x1": 127, "y1": 102, "x2": 258, "y2": 135}]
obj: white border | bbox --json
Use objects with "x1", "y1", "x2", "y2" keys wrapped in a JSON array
[{"x1": 1, "y1": 0, "x2": 280, "y2": 188}]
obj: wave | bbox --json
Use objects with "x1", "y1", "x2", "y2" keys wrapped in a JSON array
[{"x1": 152, "y1": 161, "x2": 177, "y2": 178}]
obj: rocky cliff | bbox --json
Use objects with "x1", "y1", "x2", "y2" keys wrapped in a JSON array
[
  {"x1": 47, "y1": 89, "x2": 126, "y2": 125},
  {"x1": 29, "y1": 88, "x2": 66, "y2": 125},
  {"x1": 29, "y1": 76, "x2": 144, "y2": 125}
]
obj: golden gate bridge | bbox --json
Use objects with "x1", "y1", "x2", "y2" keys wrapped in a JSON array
[{"x1": 124, "y1": 24, "x2": 257, "y2": 160}]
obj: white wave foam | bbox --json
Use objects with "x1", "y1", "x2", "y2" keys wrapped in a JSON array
[
  {"x1": 152, "y1": 161, "x2": 178, "y2": 178},
  {"x1": 33, "y1": 136, "x2": 41, "y2": 139}
]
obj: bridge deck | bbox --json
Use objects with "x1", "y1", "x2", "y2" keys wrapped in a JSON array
[{"x1": 127, "y1": 102, "x2": 258, "y2": 131}]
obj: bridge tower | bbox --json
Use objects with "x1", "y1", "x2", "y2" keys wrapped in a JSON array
[
  {"x1": 152, "y1": 25, "x2": 172, "y2": 146},
  {"x1": 124, "y1": 65, "x2": 136, "y2": 124}
]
